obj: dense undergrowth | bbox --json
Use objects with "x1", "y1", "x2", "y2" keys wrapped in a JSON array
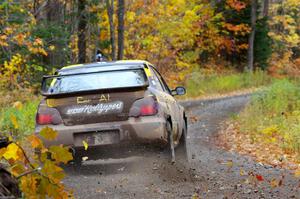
[
  {"x1": 185, "y1": 70, "x2": 272, "y2": 98},
  {"x1": 0, "y1": 89, "x2": 40, "y2": 137},
  {"x1": 237, "y1": 79, "x2": 300, "y2": 157}
]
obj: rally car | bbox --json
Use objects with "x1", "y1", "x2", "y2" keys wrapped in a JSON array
[{"x1": 35, "y1": 60, "x2": 187, "y2": 162}]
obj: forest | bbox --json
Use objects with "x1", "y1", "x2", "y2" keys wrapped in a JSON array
[{"x1": 0, "y1": 0, "x2": 300, "y2": 198}]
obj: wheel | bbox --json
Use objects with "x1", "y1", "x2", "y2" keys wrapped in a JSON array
[
  {"x1": 166, "y1": 121, "x2": 176, "y2": 163},
  {"x1": 70, "y1": 148, "x2": 82, "y2": 166}
]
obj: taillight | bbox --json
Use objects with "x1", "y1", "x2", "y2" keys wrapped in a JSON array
[
  {"x1": 140, "y1": 105, "x2": 157, "y2": 116},
  {"x1": 36, "y1": 104, "x2": 63, "y2": 125},
  {"x1": 37, "y1": 114, "x2": 52, "y2": 125},
  {"x1": 129, "y1": 97, "x2": 158, "y2": 117}
]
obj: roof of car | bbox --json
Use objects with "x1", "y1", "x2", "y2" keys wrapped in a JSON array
[{"x1": 58, "y1": 60, "x2": 152, "y2": 75}]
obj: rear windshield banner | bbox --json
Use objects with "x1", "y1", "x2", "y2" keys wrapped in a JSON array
[{"x1": 65, "y1": 101, "x2": 123, "y2": 115}]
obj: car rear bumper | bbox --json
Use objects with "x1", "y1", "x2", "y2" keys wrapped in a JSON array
[{"x1": 35, "y1": 116, "x2": 168, "y2": 147}]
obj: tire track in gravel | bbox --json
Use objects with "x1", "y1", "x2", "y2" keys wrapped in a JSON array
[{"x1": 64, "y1": 94, "x2": 300, "y2": 199}]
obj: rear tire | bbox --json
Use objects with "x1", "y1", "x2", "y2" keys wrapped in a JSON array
[{"x1": 71, "y1": 148, "x2": 82, "y2": 166}]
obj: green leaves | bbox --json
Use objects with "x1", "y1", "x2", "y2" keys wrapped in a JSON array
[
  {"x1": 40, "y1": 127, "x2": 58, "y2": 141},
  {"x1": 49, "y1": 146, "x2": 73, "y2": 164}
]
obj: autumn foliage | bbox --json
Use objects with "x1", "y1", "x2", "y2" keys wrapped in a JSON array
[{"x1": 0, "y1": 104, "x2": 73, "y2": 198}]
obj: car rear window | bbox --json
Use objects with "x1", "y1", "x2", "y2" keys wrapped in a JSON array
[{"x1": 42, "y1": 69, "x2": 147, "y2": 95}]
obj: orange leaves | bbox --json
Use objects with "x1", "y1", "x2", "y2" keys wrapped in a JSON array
[
  {"x1": 13, "y1": 33, "x2": 27, "y2": 45},
  {"x1": 28, "y1": 38, "x2": 48, "y2": 56},
  {"x1": 223, "y1": 23, "x2": 251, "y2": 35},
  {"x1": 226, "y1": 0, "x2": 247, "y2": 11},
  {"x1": 28, "y1": 135, "x2": 44, "y2": 149},
  {"x1": 0, "y1": 34, "x2": 8, "y2": 47},
  {"x1": 33, "y1": 38, "x2": 44, "y2": 46},
  {"x1": 20, "y1": 174, "x2": 38, "y2": 195}
]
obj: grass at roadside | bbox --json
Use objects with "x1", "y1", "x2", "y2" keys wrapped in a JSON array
[
  {"x1": 237, "y1": 79, "x2": 300, "y2": 154},
  {"x1": 0, "y1": 89, "x2": 40, "y2": 138},
  {"x1": 185, "y1": 70, "x2": 272, "y2": 98}
]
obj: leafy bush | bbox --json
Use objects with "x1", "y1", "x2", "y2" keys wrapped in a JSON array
[
  {"x1": 0, "y1": 100, "x2": 39, "y2": 137},
  {"x1": 237, "y1": 79, "x2": 300, "y2": 155},
  {"x1": 0, "y1": 101, "x2": 73, "y2": 198},
  {"x1": 185, "y1": 70, "x2": 272, "y2": 97}
]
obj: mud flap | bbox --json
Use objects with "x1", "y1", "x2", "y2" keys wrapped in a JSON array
[
  {"x1": 167, "y1": 121, "x2": 176, "y2": 163},
  {"x1": 170, "y1": 134, "x2": 176, "y2": 163}
]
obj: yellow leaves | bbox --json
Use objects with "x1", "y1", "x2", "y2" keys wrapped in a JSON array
[
  {"x1": 42, "y1": 160, "x2": 65, "y2": 183},
  {"x1": 127, "y1": 11, "x2": 136, "y2": 23},
  {"x1": 261, "y1": 126, "x2": 278, "y2": 137},
  {"x1": 28, "y1": 46, "x2": 48, "y2": 56},
  {"x1": 49, "y1": 146, "x2": 73, "y2": 164},
  {"x1": 4, "y1": 27, "x2": 13, "y2": 35},
  {"x1": 10, "y1": 163, "x2": 26, "y2": 176},
  {"x1": 27, "y1": 38, "x2": 48, "y2": 56},
  {"x1": 20, "y1": 174, "x2": 38, "y2": 196},
  {"x1": 49, "y1": 45, "x2": 56, "y2": 51},
  {"x1": 13, "y1": 101, "x2": 23, "y2": 110},
  {"x1": 294, "y1": 169, "x2": 300, "y2": 178},
  {"x1": 40, "y1": 127, "x2": 58, "y2": 141},
  {"x1": 82, "y1": 140, "x2": 88, "y2": 150},
  {"x1": 3, "y1": 143, "x2": 20, "y2": 161},
  {"x1": 10, "y1": 114, "x2": 19, "y2": 129}
]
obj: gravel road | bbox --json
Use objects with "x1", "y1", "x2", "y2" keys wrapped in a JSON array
[{"x1": 64, "y1": 94, "x2": 300, "y2": 199}]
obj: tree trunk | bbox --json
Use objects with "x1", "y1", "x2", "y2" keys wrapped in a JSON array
[
  {"x1": 117, "y1": 0, "x2": 125, "y2": 60},
  {"x1": 78, "y1": 0, "x2": 87, "y2": 63},
  {"x1": 262, "y1": 0, "x2": 269, "y2": 17},
  {"x1": 247, "y1": 0, "x2": 257, "y2": 72},
  {"x1": 106, "y1": 0, "x2": 116, "y2": 60}
]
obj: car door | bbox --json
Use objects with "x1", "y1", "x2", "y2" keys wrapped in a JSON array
[{"x1": 148, "y1": 66, "x2": 181, "y2": 142}]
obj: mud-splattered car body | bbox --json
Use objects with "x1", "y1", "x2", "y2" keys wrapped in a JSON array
[{"x1": 35, "y1": 60, "x2": 187, "y2": 156}]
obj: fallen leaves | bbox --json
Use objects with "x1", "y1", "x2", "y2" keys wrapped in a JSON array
[
  {"x1": 82, "y1": 140, "x2": 88, "y2": 150},
  {"x1": 218, "y1": 121, "x2": 300, "y2": 171},
  {"x1": 255, "y1": 174, "x2": 264, "y2": 181}
]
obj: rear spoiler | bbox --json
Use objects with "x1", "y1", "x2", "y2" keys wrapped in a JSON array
[{"x1": 41, "y1": 70, "x2": 149, "y2": 98}]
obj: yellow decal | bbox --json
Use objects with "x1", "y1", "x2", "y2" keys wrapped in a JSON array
[
  {"x1": 61, "y1": 64, "x2": 83, "y2": 70},
  {"x1": 46, "y1": 99, "x2": 56, "y2": 107},
  {"x1": 50, "y1": 78, "x2": 57, "y2": 87},
  {"x1": 144, "y1": 67, "x2": 152, "y2": 77},
  {"x1": 99, "y1": 94, "x2": 110, "y2": 102},
  {"x1": 77, "y1": 97, "x2": 91, "y2": 104}
]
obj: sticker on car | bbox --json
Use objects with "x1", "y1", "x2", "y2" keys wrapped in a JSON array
[{"x1": 65, "y1": 101, "x2": 124, "y2": 115}]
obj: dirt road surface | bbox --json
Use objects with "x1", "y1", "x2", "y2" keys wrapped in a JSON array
[{"x1": 64, "y1": 94, "x2": 300, "y2": 199}]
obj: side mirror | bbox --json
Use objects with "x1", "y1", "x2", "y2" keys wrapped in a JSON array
[{"x1": 171, "y1": 86, "x2": 186, "y2": 96}]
